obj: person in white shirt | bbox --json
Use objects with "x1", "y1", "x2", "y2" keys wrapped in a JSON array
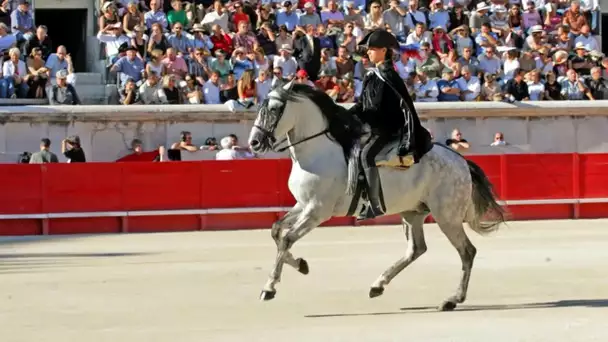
[
  {"x1": 405, "y1": 23, "x2": 432, "y2": 46},
  {"x1": 203, "y1": 71, "x2": 222, "y2": 104},
  {"x1": 456, "y1": 66, "x2": 481, "y2": 101},
  {"x1": 490, "y1": 132, "x2": 507, "y2": 146},
  {"x1": 96, "y1": 24, "x2": 130, "y2": 64},
  {"x1": 215, "y1": 135, "x2": 256, "y2": 160},
  {"x1": 273, "y1": 45, "x2": 298, "y2": 79},
  {"x1": 414, "y1": 70, "x2": 439, "y2": 102},
  {"x1": 256, "y1": 71, "x2": 272, "y2": 102},
  {"x1": 573, "y1": 25, "x2": 599, "y2": 52},
  {"x1": 395, "y1": 51, "x2": 416, "y2": 80},
  {"x1": 526, "y1": 69, "x2": 545, "y2": 101},
  {"x1": 478, "y1": 47, "x2": 502, "y2": 78},
  {"x1": 1, "y1": 48, "x2": 28, "y2": 98}
]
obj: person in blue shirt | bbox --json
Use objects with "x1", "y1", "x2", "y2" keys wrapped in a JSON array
[
  {"x1": 275, "y1": 1, "x2": 299, "y2": 32},
  {"x1": 436, "y1": 68, "x2": 462, "y2": 101}
]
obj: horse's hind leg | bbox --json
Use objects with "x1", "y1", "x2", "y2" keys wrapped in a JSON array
[
  {"x1": 271, "y1": 205, "x2": 309, "y2": 275},
  {"x1": 435, "y1": 220, "x2": 477, "y2": 311},
  {"x1": 369, "y1": 211, "x2": 428, "y2": 298}
]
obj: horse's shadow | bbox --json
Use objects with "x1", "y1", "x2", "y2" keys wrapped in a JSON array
[{"x1": 304, "y1": 299, "x2": 608, "y2": 318}]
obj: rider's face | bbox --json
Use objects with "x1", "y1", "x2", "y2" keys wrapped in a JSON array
[{"x1": 367, "y1": 47, "x2": 386, "y2": 64}]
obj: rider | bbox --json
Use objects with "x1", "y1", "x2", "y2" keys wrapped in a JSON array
[{"x1": 347, "y1": 29, "x2": 433, "y2": 220}]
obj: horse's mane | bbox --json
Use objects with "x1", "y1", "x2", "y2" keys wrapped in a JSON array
[{"x1": 274, "y1": 84, "x2": 363, "y2": 158}]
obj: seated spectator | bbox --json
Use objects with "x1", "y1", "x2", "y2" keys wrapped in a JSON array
[
  {"x1": 490, "y1": 132, "x2": 507, "y2": 146},
  {"x1": 448, "y1": 4, "x2": 468, "y2": 33},
  {"x1": 233, "y1": 21, "x2": 258, "y2": 54},
  {"x1": 273, "y1": 44, "x2": 297, "y2": 79},
  {"x1": 526, "y1": 70, "x2": 545, "y2": 101},
  {"x1": 299, "y1": 2, "x2": 321, "y2": 27},
  {"x1": 120, "y1": 78, "x2": 141, "y2": 105},
  {"x1": 29, "y1": 138, "x2": 58, "y2": 164},
  {"x1": 274, "y1": 25, "x2": 293, "y2": 52},
  {"x1": 469, "y1": 3, "x2": 491, "y2": 35},
  {"x1": 457, "y1": 66, "x2": 481, "y2": 101},
  {"x1": 336, "y1": 73, "x2": 355, "y2": 103},
  {"x1": 562, "y1": 0, "x2": 588, "y2": 36},
  {"x1": 505, "y1": 68, "x2": 530, "y2": 102},
  {"x1": 403, "y1": 0, "x2": 423, "y2": 36},
  {"x1": 319, "y1": 47, "x2": 337, "y2": 76},
  {"x1": 321, "y1": 0, "x2": 345, "y2": 27},
  {"x1": 11, "y1": 0, "x2": 35, "y2": 46},
  {"x1": 480, "y1": 73, "x2": 503, "y2": 101},
  {"x1": 130, "y1": 25, "x2": 148, "y2": 59},
  {"x1": 431, "y1": 26, "x2": 453, "y2": 60},
  {"x1": 203, "y1": 71, "x2": 222, "y2": 104},
  {"x1": 457, "y1": 46, "x2": 480, "y2": 76},
  {"x1": 99, "y1": 1, "x2": 121, "y2": 31},
  {"x1": 226, "y1": 68, "x2": 256, "y2": 111},
  {"x1": 522, "y1": 2, "x2": 542, "y2": 32},
  {"x1": 255, "y1": 70, "x2": 271, "y2": 102},
  {"x1": 336, "y1": 22, "x2": 357, "y2": 54},
  {"x1": 569, "y1": 42, "x2": 594, "y2": 76},
  {"x1": 159, "y1": 74, "x2": 182, "y2": 104},
  {"x1": 144, "y1": 0, "x2": 168, "y2": 31},
  {"x1": 190, "y1": 23, "x2": 214, "y2": 54},
  {"x1": 202, "y1": 0, "x2": 229, "y2": 33},
  {"x1": 146, "y1": 49, "x2": 166, "y2": 77},
  {"x1": 0, "y1": 22, "x2": 16, "y2": 55},
  {"x1": 24, "y1": 25, "x2": 52, "y2": 60},
  {"x1": 167, "y1": 0, "x2": 188, "y2": 28},
  {"x1": 276, "y1": 1, "x2": 298, "y2": 32},
  {"x1": 315, "y1": 70, "x2": 339, "y2": 98},
  {"x1": 271, "y1": 66, "x2": 286, "y2": 90},
  {"x1": 406, "y1": 23, "x2": 432, "y2": 46},
  {"x1": 363, "y1": 1, "x2": 384, "y2": 31},
  {"x1": 429, "y1": 0, "x2": 450, "y2": 31},
  {"x1": 354, "y1": 54, "x2": 373, "y2": 80},
  {"x1": 437, "y1": 69, "x2": 461, "y2": 102},
  {"x1": 97, "y1": 23, "x2": 130, "y2": 65},
  {"x1": 162, "y1": 47, "x2": 188, "y2": 80},
  {"x1": 446, "y1": 129, "x2": 470, "y2": 153},
  {"x1": 294, "y1": 69, "x2": 315, "y2": 87},
  {"x1": 188, "y1": 47, "x2": 210, "y2": 84},
  {"x1": 334, "y1": 46, "x2": 354, "y2": 79},
  {"x1": 478, "y1": 46, "x2": 502, "y2": 78},
  {"x1": 502, "y1": 48, "x2": 520, "y2": 82},
  {"x1": 215, "y1": 134, "x2": 255, "y2": 160},
  {"x1": 474, "y1": 23, "x2": 498, "y2": 55},
  {"x1": 112, "y1": 46, "x2": 145, "y2": 89},
  {"x1": 123, "y1": 1, "x2": 145, "y2": 37},
  {"x1": 138, "y1": 71, "x2": 164, "y2": 104},
  {"x1": 252, "y1": 46, "x2": 270, "y2": 78},
  {"x1": 209, "y1": 24, "x2": 232, "y2": 56},
  {"x1": 544, "y1": 72, "x2": 563, "y2": 100},
  {"x1": 560, "y1": 68, "x2": 588, "y2": 100},
  {"x1": 47, "y1": 70, "x2": 80, "y2": 105},
  {"x1": 26, "y1": 47, "x2": 48, "y2": 99},
  {"x1": 62, "y1": 135, "x2": 86, "y2": 163},
  {"x1": 415, "y1": 42, "x2": 442, "y2": 79},
  {"x1": 573, "y1": 24, "x2": 599, "y2": 52},
  {"x1": 45, "y1": 46, "x2": 76, "y2": 85},
  {"x1": 1, "y1": 47, "x2": 27, "y2": 99},
  {"x1": 414, "y1": 70, "x2": 439, "y2": 102},
  {"x1": 166, "y1": 22, "x2": 192, "y2": 57},
  {"x1": 231, "y1": 46, "x2": 254, "y2": 80},
  {"x1": 220, "y1": 71, "x2": 238, "y2": 102},
  {"x1": 147, "y1": 22, "x2": 170, "y2": 55},
  {"x1": 585, "y1": 67, "x2": 608, "y2": 100},
  {"x1": 182, "y1": 73, "x2": 203, "y2": 104}
]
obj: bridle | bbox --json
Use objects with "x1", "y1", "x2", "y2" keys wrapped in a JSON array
[{"x1": 254, "y1": 95, "x2": 329, "y2": 153}]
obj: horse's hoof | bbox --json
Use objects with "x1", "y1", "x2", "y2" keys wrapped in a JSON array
[
  {"x1": 297, "y1": 258, "x2": 309, "y2": 275},
  {"x1": 369, "y1": 286, "x2": 385, "y2": 298},
  {"x1": 438, "y1": 300, "x2": 457, "y2": 311},
  {"x1": 260, "y1": 290, "x2": 276, "y2": 301}
]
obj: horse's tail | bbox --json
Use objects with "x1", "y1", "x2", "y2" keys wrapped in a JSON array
[{"x1": 466, "y1": 159, "x2": 506, "y2": 235}]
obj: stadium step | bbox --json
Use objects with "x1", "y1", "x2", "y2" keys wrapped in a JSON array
[{"x1": 75, "y1": 72, "x2": 103, "y2": 85}]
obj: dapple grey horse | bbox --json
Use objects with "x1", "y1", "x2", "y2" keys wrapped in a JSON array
[{"x1": 248, "y1": 82, "x2": 506, "y2": 311}]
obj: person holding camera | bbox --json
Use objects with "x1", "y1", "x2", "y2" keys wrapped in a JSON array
[{"x1": 62, "y1": 135, "x2": 86, "y2": 163}]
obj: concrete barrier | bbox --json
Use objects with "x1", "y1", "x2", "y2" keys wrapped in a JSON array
[{"x1": 1, "y1": 101, "x2": 608, "y2": 162}]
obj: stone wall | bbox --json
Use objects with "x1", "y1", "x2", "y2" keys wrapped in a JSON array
[{"x1": 1, "y1": 101, "x2": 607, "y2": 162}]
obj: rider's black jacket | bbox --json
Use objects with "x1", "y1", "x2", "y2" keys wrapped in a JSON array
[{"x1": 347, "y1": 60, "x2": 432, "y2": 159}]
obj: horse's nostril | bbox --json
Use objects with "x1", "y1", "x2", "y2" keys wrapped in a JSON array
[{"x1": 250, "y1": 139, "x2": 260, "y2": 147}]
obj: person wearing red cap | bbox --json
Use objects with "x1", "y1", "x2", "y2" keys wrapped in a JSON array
[{"x1": 295, "y1": 69, "x2": 315, "y2": 87}]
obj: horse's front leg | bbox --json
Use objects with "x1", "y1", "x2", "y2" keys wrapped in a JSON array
[
  {"x1": 270, "y1": 205, "x2": 309, "y2": 275},
  {"x1": 260, "y1": 205, "x2": 326, "y2": 301}
]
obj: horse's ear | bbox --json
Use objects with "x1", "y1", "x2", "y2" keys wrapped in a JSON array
[{"x1": 283, "y1": 80, "x2": 295, "y2": 91}]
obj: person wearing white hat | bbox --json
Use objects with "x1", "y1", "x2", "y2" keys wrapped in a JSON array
[
  {"x1": 469, "y1": 2, "x2": 491, "y2": 34},
  {"x1": 570, "y1": 42, "x2": 594, "y2": 76},
  {"x1": 489, "y1": 5, "x2": 510, "y2": 36},
  {"x1": 273, "y1": 44, "x2": 298, "y2": 78}
]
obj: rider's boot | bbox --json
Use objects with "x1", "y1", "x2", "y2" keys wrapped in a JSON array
[{"x1": 357, "y1": 166, "x2": 385, "y2": 221}]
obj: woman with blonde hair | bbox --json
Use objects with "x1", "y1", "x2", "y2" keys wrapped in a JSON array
[
  {"x1": 123, "y1": 1, "x2": 145, "y2": 36},
  {"x1": 131, "y1": 25, "x2": 149, "y2": 60},
  {"x1": 363, "y1": 1, "x2": 385, "y2": 32},
  {"x1": 146, "y1": 49, "x2": 166, "y2": 77},
  {"x1": 27, "y1": 47, "x2": 48, "y2": 99},
  {"x1": 1, "y1": 48, "x2": 28, "y2": 99},
  {"x1": 98, "y1": 2, "x2": 120, "y2": 30},
  {"x1": 159, "y1": 75, "x2": 182, "y2": 104},
  {"x1": 237, "y1": 68, "x2": 256, "y2": 107},
  {"x1": 182, "y1": 73, "x2": 204, "y2": 104},
  {"x1": 253, "y1": 47, "x2": 270, "y2": 78}
]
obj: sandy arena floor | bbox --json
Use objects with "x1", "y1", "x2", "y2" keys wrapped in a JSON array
[{"x1": 1, "y1": 219, "x2": 608, "y2": 342}]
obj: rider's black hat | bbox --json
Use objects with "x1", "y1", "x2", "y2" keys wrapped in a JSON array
[{"x1": 358, "y1": 29, "x2": 400, "y2": 50}]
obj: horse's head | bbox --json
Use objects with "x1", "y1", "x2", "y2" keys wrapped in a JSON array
[{"x1": 248, "y1": 81, "x2": 298, "y2": 154}]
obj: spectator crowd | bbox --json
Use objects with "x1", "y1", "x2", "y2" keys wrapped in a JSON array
[{"x1": 96, "y1": 0, "x2": 606, "y2": 108}]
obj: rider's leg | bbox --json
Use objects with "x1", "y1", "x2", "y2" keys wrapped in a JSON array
[{"x1": 358, "y1": 134, "x2": 389, "y2": 220}]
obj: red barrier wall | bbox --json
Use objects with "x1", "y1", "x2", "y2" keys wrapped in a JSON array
[{"x1": 1, "y1": 153, "x2": 608, "y2": 236}]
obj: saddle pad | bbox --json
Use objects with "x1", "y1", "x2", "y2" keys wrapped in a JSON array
[{"x1": 374, "y1": 139, "x2": 414, "y2": 169}]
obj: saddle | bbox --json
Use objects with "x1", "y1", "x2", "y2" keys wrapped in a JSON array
[{"x1": 374, "y1": 140, "x2": 415, "y2": 169}]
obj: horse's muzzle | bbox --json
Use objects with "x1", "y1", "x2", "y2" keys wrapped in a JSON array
[{"x1": 248, "y1": 126, "x2": 271, "y2": 154}]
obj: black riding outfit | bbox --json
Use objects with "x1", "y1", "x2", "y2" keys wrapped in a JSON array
[{"x1": 348, "y1": 30, "x2": 433, "y2": 220}]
